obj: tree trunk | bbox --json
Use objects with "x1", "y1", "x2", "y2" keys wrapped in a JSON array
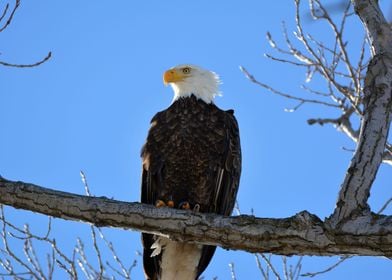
[{"x1": 329, "y1": 0, "x2": 392, "y2": 227}]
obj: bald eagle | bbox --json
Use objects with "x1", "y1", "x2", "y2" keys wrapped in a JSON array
[{"x1": 141, "y1": 64, "x2": 241, "y2": 280}]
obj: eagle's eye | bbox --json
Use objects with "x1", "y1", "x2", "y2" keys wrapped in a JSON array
[{"x1": 182, "y1": 67, "x2": 191, "y2": 74}]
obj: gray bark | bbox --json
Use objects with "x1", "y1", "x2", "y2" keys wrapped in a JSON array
[
  {"x1": 1, "y1": 177, "x2": 392, "y2": 257},
  {"x1": 328, "y1": 0, "x2": 392, "y2": 227}
]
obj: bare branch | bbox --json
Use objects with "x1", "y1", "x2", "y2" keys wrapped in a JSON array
[
  {"x1": 307, "y1": 107, "x2": 359, "y2": 142},
  {"x1": 301, "y1": 256, "x2": 352, "y2": 278},
  {"x1": 378, "y1": 197, "x2": 392, "y2": 214},
  {"x1": 228, "y1": 262, "x2": 237, "y2": 280},
  {"x1": 259, "y1": 254, "x2": 281, "y2": 280},
  {"x1": 90, "y1": 227, "x2": 104, "y2": 279},
  {"x1": 300, "y1": 84, "x2": 333, "y2": 97},
  {"x1": 292, "y1": 257, "x2": 303, "y2": 280},
  {"x1": 282, "y1": 256, "x2": 289, "y2": 280},
  {"x1": 0, "y1": 52, "x2": 52, "y2": 68},
  {"x1": 240, "y1": 66, "x2": 341, "y2": 108},
  {"x1": 76, "y1": 238, "x2": 97, "y2": 279},
  {"x1": 0, "y1": 1, "x2": 52, "y2": 69},
  {"x1": 23, "y1": 230, "x2": 46, "y2": 280},
  {"x1": 0, "y1": 0, "x2": 20, "y2": 33},
  {"x1": 0, "y1": 3, "x2": 9, "y2": 23},
  {"x1": 254, "y1": 254, "x2": 269, "y2": 280},
  {"x1": 284, "y1": 101, "x2": 305, "y2": 112},
  {"x1": 97, "y1": 228, "x2": 132, "y2": 279},
  {"x1": 0, "y1": 206, "x2": 41, "y2": 279},
  {"x1": 264, "y1": 53, "x2": 313, "y2": 67},
  {"x1": 314, "y1": 0, "x2": 360, "y2": 93}
]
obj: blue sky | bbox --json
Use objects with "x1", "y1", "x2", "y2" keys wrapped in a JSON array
[{"x1": 1, "y1": 0, "x2": 391, "y2": 279}]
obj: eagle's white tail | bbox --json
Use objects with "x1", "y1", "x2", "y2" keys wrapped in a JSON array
[{"x1": 152, "y1": 237, "x2": 202, "y2": 280}]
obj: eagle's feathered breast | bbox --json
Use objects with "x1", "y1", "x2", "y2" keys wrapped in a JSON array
[
  {"x1": 141, "y1": 95, "x2": 241, "y2": 280},
  {"x1": 142, "y1": 96, "x2": 236, "y2": 212}
]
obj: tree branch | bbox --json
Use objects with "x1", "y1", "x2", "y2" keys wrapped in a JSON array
[
  {"x1": 0, "y1": 0, "x2": 20, "y2": 33},
  {"x1": 0, "y1": 1, "x2": 52, "y2": 68},
  {"x1": 240, "y1": 66, "x2": 341, "y2": 108},
  {"x1": 0, "y1": 52, "x2": 52, "y2": 68},
  {"x1": 328, "y1": 0, "x2": 392, "y2": 227},
  {"x1": 1, "y1": 177, "x2": 392, "y2": 257},
  {"x1": 353, "y1": 0, "x2": 392, "y2": 56},
  {"x1": 307, "y1": 107, "x2": 359, "y2": 143}
]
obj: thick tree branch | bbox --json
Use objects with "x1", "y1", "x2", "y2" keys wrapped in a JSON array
[
  {"x1": 353, "y1": 0, "x2": 392, "y2": 56},
  {"x1": 1, "y1": 177, "x2": 392, "y2": 257},
  {"x1": 329, "y1": 0, "x2": 392, "y2": 227}
]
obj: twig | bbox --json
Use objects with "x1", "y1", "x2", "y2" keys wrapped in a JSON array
[
  {"x1": 90, "y1": 226, "x2": 105, "y2": 279},
  {"x1": 259, "y1": 254, "x2": 282, "y2": 280},
  {"x1": 0, "y1": 3, "x2": 9, "y2": 23},
  {"x1": 228, "y1": 262, "x2": 237, "y2": 280},
  {"x1": 377, "y1": 197, "x2": 392, "y2": 214},
  {"x1": 0, "y1": 0, "x2": 20, "y2": 32},
  {"x1": 342, "y1": 146, "x2": 355, "y2": 153},
  {"x1": 292, "y1": 256, "x2": 303, "y2": 280},
  {"x1": 97, "y1": 228, "x2": 131, "y2": 278},
  {"x1": 282, "y1": 256, "x2": 289, "y2": 280},
  {"x1": 80, "y1": 170, "x2": 91, "y2": 196},
  {"x1": 301, "y1": 256, "x2": 352, "y2": 277},
  {"x1": 0, "y1": 52, "x2": 52, "y2": 68},
  {"x1": 255, "y1": 254, "x2": 269, "y2": 280},
  {"x1": 293, "y1": 0, "x2": 362, "y2": 113},
  {"x1": 301, "y1": 84, "x2": 331, "y2": 97},
  {"x1": 264, "y1": 53, "x2": 314, "y2": 67},
  {"x1": 0, "y1": 206, "x2": 41, "y2": 279},
  {"x1": 240, "y1": 66, "x2": 341, "y2": 108},
  {"x1": 284, "y1": 101, "x2": 305, "y2": 112},
  {"x1": 47, "y1": 249, "x2": 55, "y2": 280},
  {"x1": 23, "y1": 231, "x2": 46, "y2": 280},
  {"x1": 76, "y1": 238, "x2": 96, "y2": 280}
]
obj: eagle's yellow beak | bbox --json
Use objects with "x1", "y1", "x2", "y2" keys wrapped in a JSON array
[{"x1": 163, "y1": 69, "x2": 185, "y2": 85}]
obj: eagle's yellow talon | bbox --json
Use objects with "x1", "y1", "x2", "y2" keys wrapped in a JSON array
[
  {"x1": 155, "y1": 200, "x2": 166, "y2": 208},
  {"x1": 179, "y1": 201, "x2": 191, "y2": 210},
  {"x1": 167, "y1": 200, "x2": 175, "y2": 208}
]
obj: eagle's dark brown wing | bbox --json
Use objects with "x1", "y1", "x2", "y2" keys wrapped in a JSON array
[
  {"x1": 141, "y1": 112, "x2": 164, "y2": 280},
  {"x1": 140, "y1": 97, "x2": 241, "y2": 280},
  {"x1": 196, "y1": 109, "x2": 241, "y2": 278}
]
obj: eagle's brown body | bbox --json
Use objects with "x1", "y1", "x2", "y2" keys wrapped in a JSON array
[{"x1": 141, "y1": 95, "x2": 241, "y2": 279}]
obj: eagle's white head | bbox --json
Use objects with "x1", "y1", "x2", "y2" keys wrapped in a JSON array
[{"x1": 163, "y1": 64, "x2": 221, "y2": 104}]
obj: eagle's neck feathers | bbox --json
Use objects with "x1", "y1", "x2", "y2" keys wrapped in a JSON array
[{"x1": 170, "y1": 70, "x2": 221, "y2": 104}]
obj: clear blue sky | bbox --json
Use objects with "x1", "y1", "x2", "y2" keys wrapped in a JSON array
[{"x1": 1, "y1": 0, "x2": 391, "y2": 279}]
